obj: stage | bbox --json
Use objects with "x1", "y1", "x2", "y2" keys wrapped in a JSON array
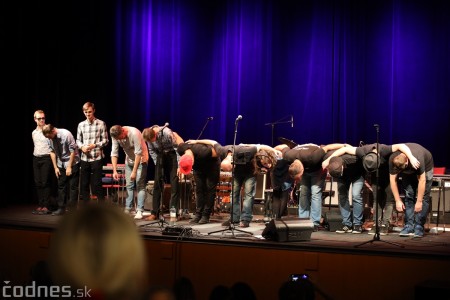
[{"x1": 1, "y1": 204, "x2": 450, "y2": 299}]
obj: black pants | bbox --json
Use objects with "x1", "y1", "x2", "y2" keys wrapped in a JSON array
[
  {"x1": 80, "y1": 159, "x2": 104, "y2": 203},
  {"x1": 57, "y1": 163, "x2": 80, "y2": 209},
  {"x1": 33, "y1": 155, "x2": 53, "y2": 208},
  {"x1": 193, "y1": 158, "x2": 220, "y2": 218},
  {"x1": 152, "y1": 151, "x2": 180, "y2": 214}
]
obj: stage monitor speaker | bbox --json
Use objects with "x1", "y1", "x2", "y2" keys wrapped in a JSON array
[
  {"x1": 431, "y1": 187, "x2": 450, "y2": 212},
  {"x1": 255, "y1": 174, "x2": 266, "y2": 201},
  {"x1": 144, "y1": 181, "x2": 172, "y2": 211},
  {"x1": 324, "y1": 210, "x2": 343, "y2": 232},
  {"x1": 262, "y1": 218, "x2": 313, "y2": 242},
  {"x1": 144, "y1": 181, "x2": 154, "y2": 210}
]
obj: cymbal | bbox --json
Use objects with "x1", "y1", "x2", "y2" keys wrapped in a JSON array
[{"x1": 278, "y1": 137, "x2": 298, "y2": 149}]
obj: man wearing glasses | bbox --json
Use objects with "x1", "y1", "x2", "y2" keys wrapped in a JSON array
[{"x1": 32, "y1": 110, "x2": 53, "y2": 214}]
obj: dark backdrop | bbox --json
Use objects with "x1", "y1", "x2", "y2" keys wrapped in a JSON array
[{"x1": 4, "y1": 0, "x2": 449, "y2": 204}]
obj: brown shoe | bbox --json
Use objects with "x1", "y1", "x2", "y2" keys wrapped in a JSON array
[
  {"x1": 198, "y1": 216, "x2": 210, "y2": 224},
  {"x1": 38, "y1": 207, "x2": 51, "y2": 215},
  {"x1": 145, "y1": 214, "x2": 157, "y2": 221}
]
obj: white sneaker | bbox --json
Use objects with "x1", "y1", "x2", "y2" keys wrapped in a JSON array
[
  {"x1": 134, "y1": 210, "x2": 143, "y2": 220},
  {"x1": 124, "y1": 208, "x2": 131, "y2": 214}
]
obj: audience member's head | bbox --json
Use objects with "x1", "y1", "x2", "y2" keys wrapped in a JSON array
[
  {"x1": 48, "y1": 204, "x2": 148, "y2": 300},
  {"x1": 173, "y1": 276, "x2": 196, "y2": 300},
  {"x1": 209, "y1": 284, "x2": 233, "y2": 300},
  {"x1": 145, "y1": 285, "x2": 176, "y2": 300},
  {"x1": 278, "y1": 279, "x2": 315, "y2": 300},
  {"x1": 231, "y1": 281, "x2": 256, "y2": 300}
]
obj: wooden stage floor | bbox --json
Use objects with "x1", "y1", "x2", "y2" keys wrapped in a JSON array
[{"x1": 1, "y1": 204, "x2": 449, "y2": 260}]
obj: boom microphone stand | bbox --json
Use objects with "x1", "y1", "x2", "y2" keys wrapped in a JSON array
[
  {"x1": 208, "y1": 115, "x2": 252, "y2": 237},
  {"x1": 264, "y1": 115, "x2": 293, "y2": 146},
  {"x1": 356, "y1": 124, "x2": 402, "y2": 248},
  {"x1": 197, "y1": 117, "x2": 213, "y2": 140}
]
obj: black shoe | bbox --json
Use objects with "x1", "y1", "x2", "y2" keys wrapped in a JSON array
[
  {"x1": 52, "y1": 209, "x2": 65, "y2": 216},
  {"x1": 189, "y1": 216, "x2": 201, "y2": 224},
  {"x1": 239, "y1": 221, "x2": 250, "y2": 228},
  {"x1": 32, "y1": 207, "x2": 42, "y2": 214},
  {"x1": 313, "y1": 225, "x2": 323, "y2": 232},
  {"x1": 198, "y1": 216, "x2": 210, "y2": 224}
]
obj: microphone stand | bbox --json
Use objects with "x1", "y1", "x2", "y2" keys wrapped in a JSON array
[
  {"x1": 208, "y1": 117, "x2": 252, "y2": 237},
  {"x1": 264, "y1": 115, "x2": 292, "y2": 146},
  {"x1": 197, "y1": 117, "x2": 212, "y2": 140},
  {"x1": 356, "y1": 124, "x2": 402, "y2": 248}
]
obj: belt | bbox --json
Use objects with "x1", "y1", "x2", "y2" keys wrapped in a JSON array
[{"x1": 34, "y1": 154, "x2": 50, "y2": 158}]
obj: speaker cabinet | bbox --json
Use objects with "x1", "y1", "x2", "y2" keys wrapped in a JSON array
[
  {"x1": 324, "y1": 210, "x2": 343, "y2": 232},
  {"x1": 144, "y1": 181, "x2": 154, "y2": 210},
  {"x1": 255, "y1": 174, "x2": 266, "y2": 200},
  {"x1": 431, "y1": 187, "x2": 450, "y2": 212},
  {"x1": 144, "y1": 182, "x2": 183, "y2": 212},
  {"x1": 262, "y1": 218, "x2": 314, "y2": 242}
]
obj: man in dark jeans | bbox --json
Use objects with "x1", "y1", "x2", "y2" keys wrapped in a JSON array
[
  {"x1": 390, "y1": 143, "x2": 433, "y2": 238},
  {"x1": 143, "y1": 125, "x2": 184, "y2": 220},
  {"x1": 177, "y1": 140, "x2": 222, "y2": 224},
  {"x1": 76, "y1": 102, "x2": 109, "y2": 204},
  {"x1": 43, "y1": 124, "x2": 80, "y2": 216}
]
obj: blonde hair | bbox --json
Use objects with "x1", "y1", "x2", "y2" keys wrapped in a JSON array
[{"x1": 49, "y1": 204, "x2": 148, "y2": 300}]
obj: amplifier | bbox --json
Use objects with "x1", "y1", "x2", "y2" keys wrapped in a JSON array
[
  {"x1": 431, "y1": 187, "x2": 450, "y2": 212},
  {"x1": 324, "y1": 210, "x2": 343, "y2": 232},
  {"x1": 162, "y1": 226, "x2": 193, "y2": 237},
  {"x1": 262, "y1": 218, "x2": 313, "y2": 242}
]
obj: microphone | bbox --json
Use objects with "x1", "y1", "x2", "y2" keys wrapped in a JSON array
[
  {"x1": 373, "y1": 124, "x2": 379, "y2": 128},
  {"x1": 161, "y1": 122, "x2": 169, "y2": 130},
  {"x1": 235, "y1": 115, "x2": 243, "y2": 122},
  {"x1": 207, "y1": 116, "x2": 214, "y2": 120},
  {"x1": 291, "y1": 115, "x2": 294, "y2": 128}
]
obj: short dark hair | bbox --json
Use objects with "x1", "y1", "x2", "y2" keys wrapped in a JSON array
[
  {"x1": 42, "y1": 124, "x2": 55, "y2": 137},
  {"x1": 110, "y1": 125, "x2": 123, "y2": 139}
]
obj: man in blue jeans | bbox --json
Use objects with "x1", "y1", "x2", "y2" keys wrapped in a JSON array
[
  {"x1": 389, "y1": 143, "x2": 433, "y2": 238},
  {"x1": 277, "y1": 143, "x2": 348, "y2": 231},
  {"x1": 323, "y1": 143, "x2": 420, "y2": 235},
  {"x1": 110, "y1": 125, "x2": 149, "y2": 220},
  {"x1": 324, "y1": 150, "x2": 365, "y2": 233},
  {"x1": 219, "y1": 143, "x2": 279, "y2": 227}
]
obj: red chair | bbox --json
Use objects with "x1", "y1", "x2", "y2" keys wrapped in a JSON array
[
  {"x1": 434, "y1": 167, "x2": 446, "y2": 175},
  {"x1": 102, "y1": 163, "x2": 126, "y2": 205}
]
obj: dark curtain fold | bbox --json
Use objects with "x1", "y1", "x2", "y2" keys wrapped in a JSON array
[{"x1": 5, "y1": 0, "x2": 450, "y2": 203}]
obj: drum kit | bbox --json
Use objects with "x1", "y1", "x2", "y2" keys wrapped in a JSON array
[{"x1": 215, "y1": 171, "x2": 232, "y2": 213}]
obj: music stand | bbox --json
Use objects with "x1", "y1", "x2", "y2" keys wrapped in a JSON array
[
  {"x1": 208, "y1": 116, "x2": 252, "y2": 237},
  {"x1": 356, "y1": 124, "x2": 402, "y2": 248}
]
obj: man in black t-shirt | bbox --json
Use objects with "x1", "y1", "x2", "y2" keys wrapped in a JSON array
[
  {"x1": 276, "y1": 143, "x2": 348, "y2": 230},
  {"x1": 323, "y1": 143, "x2": 420, "y2": 235},
  {"x1": 323, "y1": 149, "x2": 365, "y2": 233},
  {"x1": 389, "y1": 143, "x2": 433, "y2": 238},
  {"x1": 177, "y1": 140, "x2": 222, "y2": 224},
  {"x1": 218, "y1": 144, "x2": 278, "y2": 227}
]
